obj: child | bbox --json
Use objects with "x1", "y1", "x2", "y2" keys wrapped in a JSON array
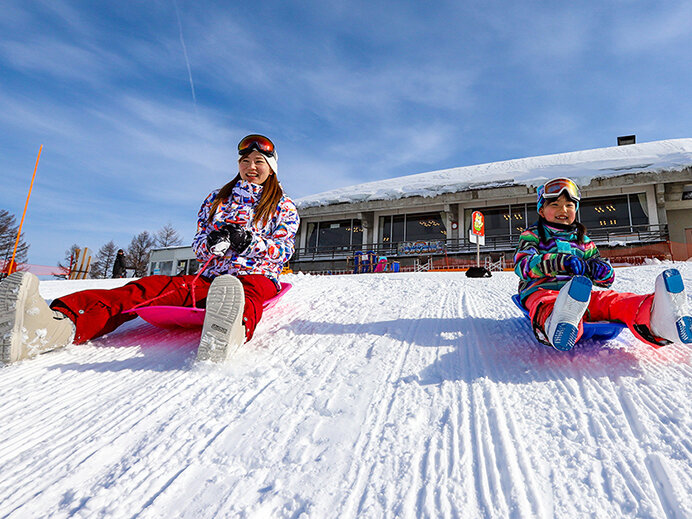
[
  {"x1": 0, "y1": 134, "x2": 299, "y2": 364},
  {"x1": 514, "y1": 177, "x2": 691, "y2": 351}
]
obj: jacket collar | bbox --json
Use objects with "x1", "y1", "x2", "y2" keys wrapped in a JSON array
[
  {"x1": 538, "y1": 217, "x2": 577, "y2": 236},
  {"x1": 235, "y1": 179, "x2": 264, "y2": 202}
]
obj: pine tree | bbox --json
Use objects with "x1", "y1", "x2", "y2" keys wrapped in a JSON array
[
  {"x1": 127, "y1": 231, "x2": 156, "y2": 277},
  {"x1": 91, "y1": 241, "x2": 119, "y2": 279},
  {"x1": 155, "y1": 223, "x2": 183, "y2": 248},
  {"x1": 0, "y1": 209, "x2": 29, "y2": 273}
]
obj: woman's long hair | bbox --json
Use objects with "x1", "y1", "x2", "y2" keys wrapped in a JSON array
[{"x1": 208, "y1": 172, "x2": 284, "y2": 226}]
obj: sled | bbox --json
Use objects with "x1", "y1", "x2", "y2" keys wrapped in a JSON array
[
  {"x1": 123, "y1": 282, "x2": 292, "y2": 329},
  {"x1": 511, "y1": 294, "x2": 625, "y2": 343}
]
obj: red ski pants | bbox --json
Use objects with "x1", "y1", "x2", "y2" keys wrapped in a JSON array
[
  {"x1": 51, "y1": 274, "x2": 278, "y2": 344},
  {"x1": 525, "y1": 288, "x2": 665, "y2": 347}
]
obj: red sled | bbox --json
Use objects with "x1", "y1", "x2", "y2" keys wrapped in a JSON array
[{"x1": 123, "y1": 282, "x2": 292, "y2": 329}]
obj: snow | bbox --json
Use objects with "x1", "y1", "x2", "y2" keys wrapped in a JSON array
[
  {"x1": 296, "y1": 138, "x2": 692, "y2": 209},
  {"x1": 1, "y1": 263, "x2": 692, "y2": 518}
]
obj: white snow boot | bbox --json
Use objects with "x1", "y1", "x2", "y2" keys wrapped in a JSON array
[
  {"x1": 0, "y1": 272, "x2": 75, "y2": 364},
  {"x1": 650, "y1": 269, "x2": 692, "y2": 344},
  {"x1": 544, "y1": 275, "x2": 592, "y2": 351},
  {"x1": 196, "y1": 275, "x2": 246, "y2": 363}
]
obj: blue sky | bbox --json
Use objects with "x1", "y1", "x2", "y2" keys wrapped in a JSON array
[{"x1": 2, "y1": 1, "x2": 691, "y2": 267}]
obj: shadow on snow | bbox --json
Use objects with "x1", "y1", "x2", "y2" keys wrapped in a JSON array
[{"x1": 283, "y1": 316, "x2": 646, "y2": 384}]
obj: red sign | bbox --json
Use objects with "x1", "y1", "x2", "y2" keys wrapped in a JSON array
[{"x1": 471, "y1": 211, "x2": 485, "y2": 236}]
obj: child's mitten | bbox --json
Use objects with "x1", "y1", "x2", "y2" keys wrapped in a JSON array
[
  {"x1": 557, "y1": 254, "x2": 587, "y2": 275},
  {"x1": 587, "y1": 258, "x2": 611, "y2": 281}
]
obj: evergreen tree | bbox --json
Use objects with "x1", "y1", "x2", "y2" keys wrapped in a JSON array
[
  {"x1": 91, "y1": 241, "x2": 119, "y2": 279},
  {"x1": 0, "y1": 209, "x2": 29, "y2": 273},
  {"x1": 127, "y1": 231, "x2": 156, "y2": 277},
  {"x1": 155, "y1": 223, "x2": 183, "y2": 248}
]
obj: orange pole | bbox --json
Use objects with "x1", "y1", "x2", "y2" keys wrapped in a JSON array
[{"x1": 8, "y1": 145, "x2": 42, "y2": 275}]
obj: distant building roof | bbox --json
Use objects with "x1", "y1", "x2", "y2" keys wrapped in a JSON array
[{"x1": 296, "y1": 138, "x2": 692, "y2": 209}]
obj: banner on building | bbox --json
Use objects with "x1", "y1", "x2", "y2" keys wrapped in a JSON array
[{"x1": 397, "y1": 240, "x2": 447, "y2": 255}]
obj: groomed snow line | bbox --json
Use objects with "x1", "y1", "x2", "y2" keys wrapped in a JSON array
[{"x1": 1, "y1": 263, "x2": 691, "y2": 518}]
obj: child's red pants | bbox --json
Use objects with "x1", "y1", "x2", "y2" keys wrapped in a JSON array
[
  {"x1": 51, "y1": 274, "x2": 278, "y2": 344},
  {"x1": 524, "y1": 289, "x2": 666, "y2": 347}
]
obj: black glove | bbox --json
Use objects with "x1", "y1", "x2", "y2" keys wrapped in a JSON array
[{"x1": 207, "y1": 223, "x2": 252, "y2": 256}]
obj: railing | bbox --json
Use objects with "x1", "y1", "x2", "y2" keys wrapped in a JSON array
[
  {"x1": 292, "y1": 223, "x2": 669, "y2": 262},
  {"x1": 484, "y1": 256, "x2": 506, "y2": 271},
  {"x1": 413, "y1": 258, "x2": 433, "y2": 272}
]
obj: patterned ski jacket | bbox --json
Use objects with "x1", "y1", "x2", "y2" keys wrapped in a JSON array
[
  {"x1": 192, "y1": 179, "x2": 300, "y2": 282},
  {"x1": 513, "y1": 219, "x2": 614, "y2": 303}
]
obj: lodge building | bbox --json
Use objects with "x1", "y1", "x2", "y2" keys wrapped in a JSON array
[{"x1": 291, "y1": 138, "x2": 692, "y2": 272}]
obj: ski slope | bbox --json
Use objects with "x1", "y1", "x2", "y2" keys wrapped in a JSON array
[{"x1": 1, "y1": 264, "x2": 691, "y2": 519}]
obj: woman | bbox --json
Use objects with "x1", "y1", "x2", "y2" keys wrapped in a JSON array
[{"x1": 0, "y1": 134, "x2": 299, "y2": 364}]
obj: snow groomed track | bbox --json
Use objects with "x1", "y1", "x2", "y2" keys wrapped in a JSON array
[{"x1": 1, "y1": 264, "x2": 691, "y2": 518}]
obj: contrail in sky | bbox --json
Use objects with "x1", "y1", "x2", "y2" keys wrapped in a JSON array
[{"x1": 173, "y1": 0, "x2": 197, "y2": 114}]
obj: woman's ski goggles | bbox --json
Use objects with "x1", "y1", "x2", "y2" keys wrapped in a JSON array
[
  {"x1": 539, "y1": 177, "x2": 581, "y2": 201},
  {"x1": 238, "y1": 134, "x2": 276, "y2": 157}
]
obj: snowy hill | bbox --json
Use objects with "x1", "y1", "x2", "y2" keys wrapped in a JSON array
[
  {"x1": 296, "y1": 138, "x2": 692, "y2": 208},
  {"x1": 1, "y1": 264, "x2": 691, "y2": 518}
]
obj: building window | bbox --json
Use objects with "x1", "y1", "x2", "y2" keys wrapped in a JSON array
[
  {"x1": 307, "y1": 219, "x2": 362, "y2": 250},
  {"x1": 381, "y1": 215, "x2": 404, "y2": 243},
  {"x1": 580, "y1": 194, "x2": 650, "y2": 230},
  {"x1": 406, "y1": 213, "x2": 446, "y2": 241},
  {"x1": 158, "y1": 261, "x2": 173, "y2": 276},
  {"x1": 580, "y1": 195, "x2": 629, "y2": 229},
  {"x1": 509, "y1": 204, "x2": 528, "y2": 235},
  {"x1": 629, "y1": 193, "x2": 649, "y2": 226},
  {"x1": 380, "y1": 212, "x2": 446, "y2": 243},
  {"x1": 481, "y1": 207, "x2": 511, "y2": 237}
]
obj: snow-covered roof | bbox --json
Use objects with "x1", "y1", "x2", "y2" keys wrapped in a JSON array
[{"x1": 296, "y1": 138, "x2": 692, "y2": 209}]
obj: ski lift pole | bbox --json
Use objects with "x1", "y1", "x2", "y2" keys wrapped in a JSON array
[{"x1": 8, "y1": 145, "x2": 42, "y2": 275}]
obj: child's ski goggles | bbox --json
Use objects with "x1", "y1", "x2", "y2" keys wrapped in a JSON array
[
  {"x1": 238, "y1": 134, "x2": 276, "y2": 157},
  {"x1": 539, "y1": 177, "x2": 581, "y2": 201}
]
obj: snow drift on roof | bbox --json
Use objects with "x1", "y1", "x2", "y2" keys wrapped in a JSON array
[{"x1": 296, "y1": 138, "x2": 692, "y2": 209}]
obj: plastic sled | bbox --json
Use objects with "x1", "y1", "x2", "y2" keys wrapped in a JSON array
[
  {"x1": 123, "y1": 282, "x2": 292, "y2": 329},
  {"x1": 511, "y1": 294, "x2": 625, "y2": 343}
]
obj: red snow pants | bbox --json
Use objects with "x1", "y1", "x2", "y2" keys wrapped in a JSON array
[
  {"x1": 51, "y1": 274, "x2": 278, "y2": 344},
  {"x1": 524, "y1": 288, "x2": 666, "y2": 347}
]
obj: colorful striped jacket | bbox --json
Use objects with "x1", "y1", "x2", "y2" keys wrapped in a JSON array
[
  {"x1": 513, "y1": 219, "x2": 614, "y2": 303},
  {"x1": 192, "y1": 179, "x2": 300, "y2": 282}
]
